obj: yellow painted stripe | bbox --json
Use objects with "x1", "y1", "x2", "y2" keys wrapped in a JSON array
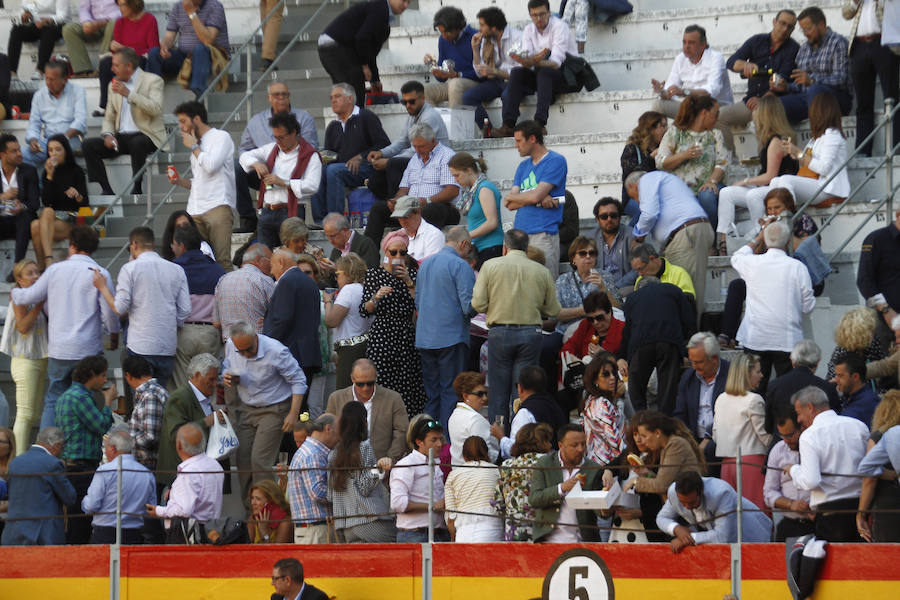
[{"x1": 3, "y1": 576, "x2": 898, "y2": 600}]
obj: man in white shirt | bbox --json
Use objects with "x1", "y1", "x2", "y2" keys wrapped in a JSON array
[
  {"x1": 172, "y1": 100, "x2": 236, "y2": 270},
  {"x1": 650, "y1": 24, "x2": 735, "y2": 147},
  {"x1": 239, "y1": 112, "x2": 322, "y2": 249},
  {"x1": 11, "y1": 226, "x2": 120, "y2": 429},
  {"x1": 389, "y1": 417, "x2": 448, "y2": 542},
  {"x1": 83, "y1": 48, "x2": 167, "y2": 196},
  {"x1": 787, "y1": 385, "x2": 869, "y2": 542},
  {"x1": 93, "y1": 226, "x2": 192, "y2": 388},
  {"x1": 146, "y1": 422, "x2": 224, "y2": 541},
  {"x1": 465, "y1": 7, "x2": 522, "y2": 136},
  {"x1": 764, "y1": 406, "x2": 815, "y2": 541},
  {"x1": 493, "y1": 0, "x2": 579, "y2": 136},
  {"x1": 731, "y1": 220, "x2": 815, "y2": 393},
  {"x1": 390, "y1": 196, "x2": 446, "y2": 263}
]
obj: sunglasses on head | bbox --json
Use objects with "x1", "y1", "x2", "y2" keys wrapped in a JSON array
[
  {"x1": 388, "y1": 249, "x2": 408, "y2": 256},
  {"x1": 597, "y1": 212, "x2": 620, "y2": 220},
  {"x1": 576, "y1": 250, "x2": 598, "y2": 257}
]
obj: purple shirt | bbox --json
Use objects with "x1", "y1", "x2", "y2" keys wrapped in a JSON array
[
  {"x1": 166, "y1": 0, "x2": 229, "y2": 54},
  {"x1": 79, "y1": 0, "x2": 121, "y2": 23}
]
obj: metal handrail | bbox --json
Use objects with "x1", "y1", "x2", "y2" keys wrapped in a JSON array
[
  {"x1": 102, "y1": 0, "x2": 332, "y2": 269},
  {"x1": 792, "y1": 97, "x2": 899, "y2": 259}
]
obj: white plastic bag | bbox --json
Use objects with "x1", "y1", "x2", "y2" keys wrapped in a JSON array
[{"x1": 206, "y1": 412, "x2": 239, "y2": 460}]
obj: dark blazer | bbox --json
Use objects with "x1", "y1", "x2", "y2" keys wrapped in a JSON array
[
  {"x1": 1, "y1": 445, "x2": 76, "y2": 546},
  {"x1": 329, "y1": 231, "x2": 380, "y2": 270},
  {"x1": 528, "y1": 451, "x2": 604, "y2": 543},
  {"x1": 271, "y1": 583, "x2": 329, "y2": 600},
  {"x1": 674, "y1": 358, "x2": 731, "y2": 464},
  {"x1": 323, "y1": 108, "x2": 390, "y2": 164},
  {"x1": 263, "y1": 267, "x2": 323, "y2": 371},
  {"x1": 156, "y1": 385, "x2": 210, "y2": 486},
  {"x1": 0, "y1": 163, "x2": 40, "y2": 213},
  {"x1": 325, "y1": 384, "x2": 409, "y2": 463},
  {"x1": 621, "y1": 282, "x2": 695, "y2": 360},
  {"x1": 765, "y1": 366, "x2": 840, "y2": 434},
  {"x1": 323, "y1": 0, "x2": 391, "y2": 82}
]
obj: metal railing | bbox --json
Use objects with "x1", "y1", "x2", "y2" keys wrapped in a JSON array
[
  {"x1": 792, "y1": 97, "x2": 900, "y2": 263},
  {"x1": 101, "y1": 0, "x2": 334, "y2": 269}
]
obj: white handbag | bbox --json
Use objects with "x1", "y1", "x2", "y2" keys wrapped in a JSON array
[{"x1": 206, "y1": 412, "x2": 239, "y2": 460}]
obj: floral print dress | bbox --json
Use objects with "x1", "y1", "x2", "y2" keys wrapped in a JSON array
[{"x1": 492, "y1": 451, "x2": 545, "y2": 541}]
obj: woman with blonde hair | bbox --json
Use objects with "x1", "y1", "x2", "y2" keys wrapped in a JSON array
[
  {"x1": 656, "y1": 94, "x2": 731, "y2": 229},
  {"x1": 712, "y1": 352, "x2": 771, "y2": 513},
  {"x1": 716, "y1": 95, "x2": 798, "y2": 254},
  {"x1": 0, "y1": 259, "x2": 48, "y2": 449},
  {"x1": 620, "y1": 111, "x2": 667, "y2": 219},
  {"x1": 857, "y1": 390, "x2": 900, "y2": 542},
  {"x1": 324, "y1": 253, "x2": 373, "y2": 389},
  {"x1": 247, "y1": 479, "x2": 293, "y2": 543},
  {"x1": 827, "y1": 306, "x2": 888, "y2": 389}
]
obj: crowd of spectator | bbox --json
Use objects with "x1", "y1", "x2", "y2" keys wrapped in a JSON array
[{"x1": 0, "y1": 0, "x2": 896, "y2": 555}]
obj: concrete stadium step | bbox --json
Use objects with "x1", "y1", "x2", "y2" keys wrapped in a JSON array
[{"x1": 385, "y1": 0, "x2": 847, "y2": 63}]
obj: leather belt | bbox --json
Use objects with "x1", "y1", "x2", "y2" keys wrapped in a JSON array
[
  {"x1": 856, "y1": 34, "x2": 881, "y2": 43},
  {"x1": 185, "y1": 321, "x2": 214, "y2": 326},
  {"x1": 264, "y1": 203, "x2": 287, "y2": 211},
  {"x1": 666, "y1": 217, "x2": 709, "y2": 246}
]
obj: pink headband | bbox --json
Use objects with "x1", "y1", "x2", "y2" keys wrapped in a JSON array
[{"x1": 381, "y1": 229, "x2": 409, "y2": 253}]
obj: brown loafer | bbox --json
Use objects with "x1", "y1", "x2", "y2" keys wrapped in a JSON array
[{"x1": 491, "y1": 124, "x2": 515, "y2": 138}]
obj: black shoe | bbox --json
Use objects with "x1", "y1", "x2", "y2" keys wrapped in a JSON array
[
  {"x1": 6, "y1": 271, "x2": 15, "y2": 283},
  {"x1": 92, "y1": 108, "x2": 105, "y2": 117},
  {"x1": 259, "y1": 59, "x2": 278, "y2": 71},
  {"x1": 233, "y1": 215, "x2": 258, "y2": 233}
]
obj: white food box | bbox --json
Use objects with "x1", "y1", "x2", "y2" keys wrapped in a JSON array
[{"x1": 566, "y1": 479, "x2": 641, "y2": 510}]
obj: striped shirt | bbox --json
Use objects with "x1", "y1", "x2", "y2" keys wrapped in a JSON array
[
  {"x1": 792, "y1": 28, "x2": 850, "y2": 91},
  {"x1": 213, "y1": 263, "x2": 275, "y2": 342},
  {"x1": 398, "y1": 142, "x2": 459, "y2": 202},
  {"x1": 444, "y1": 460, "x2": 500, "y2": 523},
  {"x1": 166, "y1": 0, "x2": 229, "y2": 54}
]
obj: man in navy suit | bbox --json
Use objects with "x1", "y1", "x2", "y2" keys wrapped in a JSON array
[
  {"x1": 674, "y1": 332, "x2": 730, "y2": 476},
  {"x1": 657, "y1": 471, "x2": 772, "y2": 553},
  {"x1": 270, "y1": 557, "x2": 329, "y2": 600},
  {"x1": 263, "y1": 248, "x2": 322, "y2": 392},
  {"x1": 1, "y1": 427, "x2": 76, "y2": 545}
]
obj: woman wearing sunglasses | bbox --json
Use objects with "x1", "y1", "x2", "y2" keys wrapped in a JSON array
[
  {"x1": 447, "y1": 371, "x2": 499, "y2": 468},
  {"x1": 581, "y1": 352, "x2": 627, "y2": 467},
  {"x1": 560, "y1": 291, "x2": 626, "y2": 362},
  {"x1": 360, "y1": 229, "x2": 426, "y2": 419}
]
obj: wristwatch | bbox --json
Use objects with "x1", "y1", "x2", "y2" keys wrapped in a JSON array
[
  {"x1": 188, "y1": 12, "x2": 197, "y2": 20},
  {"x1": 191, "y1": 143, "x2": 200, "y2": 151}
]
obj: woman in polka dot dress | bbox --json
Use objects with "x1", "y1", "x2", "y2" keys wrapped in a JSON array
[{"x1": 360, "y1": 230, "x2": 426, "y2": 417}]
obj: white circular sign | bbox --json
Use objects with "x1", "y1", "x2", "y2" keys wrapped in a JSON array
[{"x1": 542, "y1": 549, "x2": 614, "y2": 600}]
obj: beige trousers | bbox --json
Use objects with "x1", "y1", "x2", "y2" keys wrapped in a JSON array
[
  {"x1": 192, "y1": 204, "x2": 234, "y2": 271},
  {"x1": 424, "y1": 77, "x2": 479, "y2": 107},
  {"x1": 663, "y1": 221, "x2": 714, "y2": 319},
  {"x1": 259, "y1": 0, "x2": 284, "y2": 61}
]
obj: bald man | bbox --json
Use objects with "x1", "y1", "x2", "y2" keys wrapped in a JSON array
[
  {"x1": 325, "y1": 358, "x2": 409, "y2": 463},
  {"x1": 146, "y1": 423, "x2": 223, "y2": 541}
]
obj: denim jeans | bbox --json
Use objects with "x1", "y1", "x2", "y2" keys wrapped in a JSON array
[
  {"x1": 695, "y1": 186, "x2": 722, "y2": 231},
  {"x1": 146, "y1": 44, "x2": 212, "y2": 98},
  {"x1": 486, "y1": 325, "x2": 543, "y2": 423},
  {"x1": 312, "y1": 160, "x2": 376, "y2": 222},
  {"x1": 256, "y1": 206, "x2": 288, "y2": 249},
  {"x1": 462, "y1": 79, "x2": 506, "y2": 128},
  {"x1": 419, "y1": 343, "x2": 469, "y2": 431},
  {"x1": 396, "y1": 528, "x2": 450, "y2": 543},
  {"x1": 779, "y1": 84, "x2": 853, "y2": 123},
  {"x1": 125, "y1": 349, "x2": 175, "y2": 390},
  {"x1": 42, "y1": 358, "x2": 79, "y2": 428}
]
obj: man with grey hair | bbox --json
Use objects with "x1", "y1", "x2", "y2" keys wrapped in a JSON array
[
  {"x1": 322, "y1": 212, "x2": 380, "y2": 270},
  {"x1": 147, "y1": 423, "x2": 224, "y2": 541},
  {"x1": 287, "y1": 413, "x2": 340, "y2": 543},
  {"x1": 213, "y1": 243, "x2": 275, "y2": 343},
  {"x1": 765, "y1": 339, "x2": 840, "y2": 434},
  {"x1": 235, "y1": 81, "x2": 318, "y2": 233},
  {"x1": 312, "y1": 84, "x2": 390, "y2": 223},
  {"x1": 157, "y1": 353, "x2": 227, "y2": 488},
  {"x1": 731, "y1": 219, "x2": 815, "y2": 393},
  {"x1": 225, "y1": 321, "x2": 308, "y2": 500},
  {"x1": 625, "y1": 170, "x2": 715, "y2": 318},
  {"x1": 415, "y1": 226, "x2": 476, "y2": 429},
  {"x1": 675, "y1": 332, "x2": 730, "y2": 474},
  {"x1": 390, "y1": 196, "x2": 447, "y2": 263},
  {"x1": 82, "y1": 427, "x2": 156, "y2": 544},
  {"x1": 630, "y1": 242, "x2": 696, "y2": 298},
  {"x1": 472, "y1": 228, "x2": 561, "y2": 423},
  {"x1": 1, "y1": 427, "x2": 76, "y2": 546},
  {"x1": 367, "y1": 122, "x2": 461, "y2": 243},
  {"x1": 786, "y1": 386, "x2": 868, "y2": 542}
]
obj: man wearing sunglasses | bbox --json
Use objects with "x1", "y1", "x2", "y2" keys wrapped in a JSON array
[
  {"x1": 325, "y1": 358, "x2": 409, "y2": 463},
  {"x1": 591, "y1": 197, "x2": 637, "y2": 296}
]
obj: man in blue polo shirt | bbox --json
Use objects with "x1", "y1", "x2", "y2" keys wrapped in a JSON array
[{"x1": 503, "y1": 119, "x2": 566, "y2": 279}]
